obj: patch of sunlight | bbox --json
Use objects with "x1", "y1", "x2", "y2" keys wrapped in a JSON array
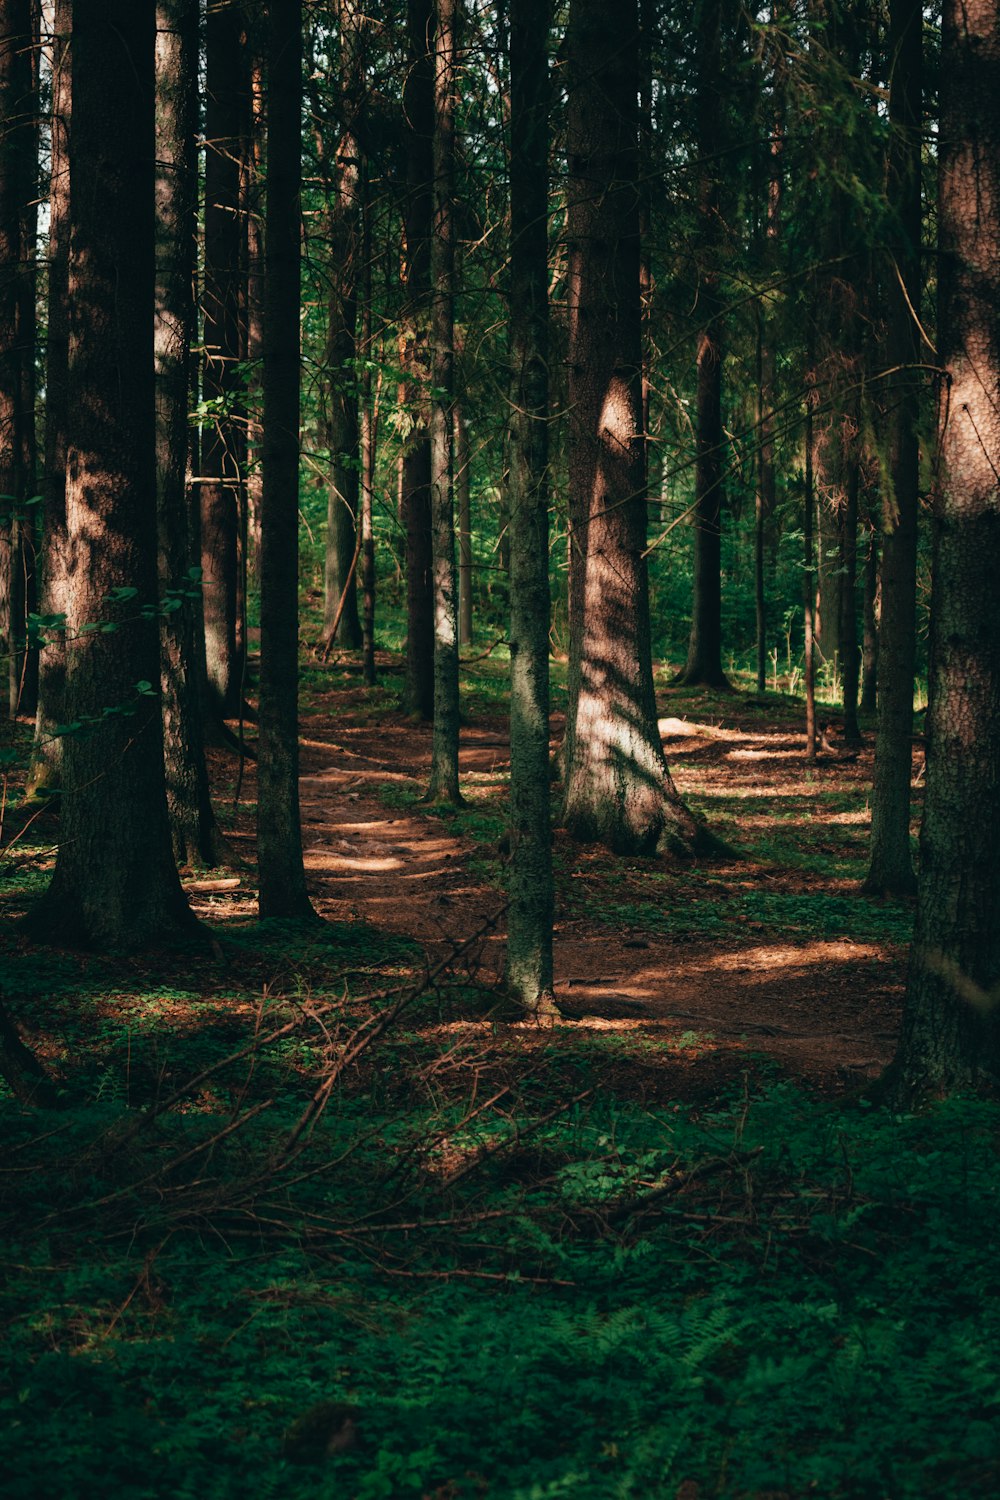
[
  {"x1": 702, "y1": 940, "x2": 882, "y2": 971},
  {"x1": 726, "y1": 747, "x2": 808, "y2": 761}
]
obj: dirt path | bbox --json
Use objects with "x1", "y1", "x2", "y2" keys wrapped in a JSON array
[{"x1": 290, "y1": 690, "x2": 906, "y2": 1095}]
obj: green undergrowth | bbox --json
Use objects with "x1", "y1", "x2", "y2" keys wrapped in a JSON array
[{"x1": 2, "y1": 1056, "x2": 999, "y2": 1499}]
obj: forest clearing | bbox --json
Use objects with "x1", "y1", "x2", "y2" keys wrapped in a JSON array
[{"x1": 3, "y1": 0, "x2": 1000, "y2": 1494}]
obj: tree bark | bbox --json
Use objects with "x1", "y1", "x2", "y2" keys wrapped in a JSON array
[
  {"x1": 562, "y1": 0, "x2": 705, "y2": 858},
  {"x1": 865, "y1": 0, "x2": 922, "y2": 896},
  {"x1": 677, "y1": 0, "x2": 730, "y2": 690},
  {"x1": 886, "y1": 0, "x2": 1000, "y2": 1098},
  {"x1": 425, "y1": 0, "x2": 461, "y2": 805},
  {"x1": 456, "y1": 402, "x2": 472, "y2": 648},
  {"x1": 0, "y1": 0, "x2": 35, "y2": 719},
  {"x1": 27, "y1": 0, "x2": 70, "y2": 801},
  {"x1": 26, "y1": 0, "x2": 194, "y2": 950},
  {"x1": 200, "y1": 0, "x2": 249, "y2": 718},
  {"x1": 504, "y1": 0, "x2": 554, "y2": 1016},
  {"x1": 156, "y1": 0, "x2": 226, "y2": 869},
  {"x1": 860, "y1": 525, "x2": 878, "y2": 715},
  {"x1": 401, "y1": 0, "x2": 435, "y2": 719},
  {"x1": 319, "y1": 0, "x2": 364, "y2": 652},
  {"x1": 256, "y1": 0, "x2": 314, "y2": 920}
]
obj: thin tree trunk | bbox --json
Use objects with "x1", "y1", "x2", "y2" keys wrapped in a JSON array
[
  {"x1": 245, "y1": 44, "x2": 265, "y2": 583},
  {"x1": 886, "y1": 0, "x2": 1000, "y2": 1098},
  {"x1": 401, "y1": 0, "x2": 434, "y2": 719},
  {"x1": 257, "y1": 0, "x2": 314, "y2": 920},
  {"x1": 156, "y1": 0, "x2": 226, "y2": 869},
  {"x1": 754, "y1": 308, "x2": 767, "y2": 693},
  {"x1": 860, "y1": 525, "x2": 878, "y2": 715},
  {"x1": 804, "y1": 365, "x2": 817, "y2": 759},
  {"x1": 318, "y1": 0, "x2": 363, "y2": 651},
  {"x1": 677, "y1": 0, "x2": 730, "y2": 690},
  {"x1": 201, "y1": 0, "x2": 249, "y2": 718},
  {"x1": 27, "y1": 0, "x2": 70, "y2": 801},
  {"x1": 425, "y1": 0, "x2": 460, "y2": 805},
  {"x1": 504, "y1": 0, "x2": 554, "y2": 1017},
  {"x1": 0, "y1": 0, "x2": 34, "y2": 719},
  {"x1": 359, "y1": 157, "x2": 376, "y2": 688},
  {"x1": 838, "y1": 461, "x2": 861, "y2": 742},
  {"x1": 456, "y1": 402, "x2": 472, "y2": 647},
  {"x1": 26, "y1": 0, "x2": 194, "y2": 950},
  {"x1": 865, "y1": 0, "x2": 922, "y2": 896}
]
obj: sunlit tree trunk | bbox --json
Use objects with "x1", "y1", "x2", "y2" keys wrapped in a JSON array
[
  {"x1": 425, "y1": 0, "x2": 460, "y2": 804},
  {"x1": 27, "y1": 0, "x2": 70, "y2": 801},
  {"x1": 504, "y1": 0, "x2": 554, "y2": 1017},
  {"x1": 27, "y1": 0, "x2": 194, "y2": 949},
  {"x1": 156, "y1": 0, "x2": 226, "y2": 869},
  {"x1": 866, "y1": 0, "x2": 922, "y2": 896},
  {"x1": 257, "y1": 0, "x2": 314, "y2": 920},
  {"x1": 562, "y1": 0, "x2": 705, "y2": 857},
  {"x1": 401, "y1": 0, "x2": 434, "y2": 719},
  {"x1": 201, "y1": 0, "x2": 248, "y2": 718},
  {"x1": 888, "y1": 0, "x2": 1000, "y2": 1097}
]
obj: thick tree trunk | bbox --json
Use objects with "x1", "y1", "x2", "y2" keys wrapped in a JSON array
[
  {"x1": 26, "y1": 0, "x2": 194, "y2": 950},
  {"x1": 256, "y1": 0, "x2": 314, "y2": 920},
  {"x1": 677, "y1": 0, "x2": 730, "y2": 690},
  {"x1": 562, "y1": 0, "x2": 705, "y2": 858},
  {"x1": 504, "y1": 0, "x2": 554, "y2": 1017},
  {"x1": 886, "y1": 0, "x2": 1000, "y2": 1098},
  {"x1": 401, "y1": 0, "x2": 434, "y2": 719},
  {"x1": 425, "y1": 0, "x2": 461, "y2": 805},
  {"x1": 156, "y1": 0, "x2": 226, "y2": 869},
  {"x1": 245, "y1": 45, "x2": 265, "y2": 582},
  {"x1": 201, "y1": 0, "x2": 248, "y2": 718},
  {"x1": 27, "y1": 0, "x2": 70, "y2": 801},
  {"x1": 866, "y1": 0, "x2": 922, "y2": 896}
]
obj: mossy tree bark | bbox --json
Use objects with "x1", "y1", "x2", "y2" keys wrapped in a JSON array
[
  {"x1": 865, "y1": 0, "x2": 922, "y2": 896},
  {"x1": 156, "y1": 0, "x2": 226, "y2": 870},
  {"x1": 562, "y1": 0, "x2": 705, "y2": 858},
  {"x1": 257, "y1": 0, "x2": 315, "y2": 921},
  {"x1": 504, "y1": 0, "x2": 554, "y2": 1016},
  {"x1": 887, "y1": 0, "x2": 1000, "y2": 1098},
  {"x1": 26, "y1": 0, "x2": 194, "y2": 950}
]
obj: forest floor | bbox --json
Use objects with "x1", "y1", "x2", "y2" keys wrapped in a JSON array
[
  {"x1": 10, "y1": 652, "x2": 1000, "y2": 1500},
  {"x1": 199, "y1": 651, "x2": 913, "y2": 1100}
]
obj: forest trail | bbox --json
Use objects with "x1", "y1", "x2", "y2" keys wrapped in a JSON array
[{"x1": 287, "y1": 682, "x2": 906, "y2": 1095}]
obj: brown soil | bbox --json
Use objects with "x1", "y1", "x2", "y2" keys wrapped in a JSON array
[{"x1": 202, "y1": 677, "x2": 911, "y2": 1103}]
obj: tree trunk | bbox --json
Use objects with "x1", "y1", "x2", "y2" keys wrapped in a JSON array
[
  {"x1": 201, "y1": 0, "x2": 248, "y2": 718},
  {"x1": 0, "y1": 0, "x2": 35, "y2": 719},
  {"x1": 837, "y1": 459, "x2": 861, "y2": 742},
  {"x1": 865, "y1": 0, "x2": 922, "y2": 896},
  {"x1": 26, "y1": 0, "x2": 194, "y2": 950},
  {"x1": 803, "y1": 370, "x2": 817, "y2": 759},
  {"x1": 256, "y1": 0, "x2": 314, "y2": 921},
  {"x1": 401, "y1": 0, "x2": 434, "y2": 719},
  {"x1": 245, "y1": 43, "x2": 265, "y2": 584},
  {"x1": 425, "y1": 0, "x2": 461, "y2": 805},
  {"x1": 156, "y1": 0, "x2": 226, "y2": 869},
  {"x1": 319, "y1": 0, "x2": 363, "y2": 652},
  {"x1": 860, "y1": 525, "x2": 878, "y2": 715},
  {"x1": 562, "y1": 0, "x2": 705, "y2": 858},
  {"x1": 27, "y1": 0, "x2": 70, "y2": 801},
  {"x1": 677, "y1": 0, "x2": 730, "y2": 690},
  {"x1": 504, "y1": 0, "x2": 554, "y2": 1016},
  {"x1": 359, "y1": 156, "x2": 376, "y2": 688},
  {"x1": 456, "y1": 402, "x2": 472, "y2": 648},
  {"x1": 886, "y1": 0, "x2": 1000, "y2": 1098}
]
